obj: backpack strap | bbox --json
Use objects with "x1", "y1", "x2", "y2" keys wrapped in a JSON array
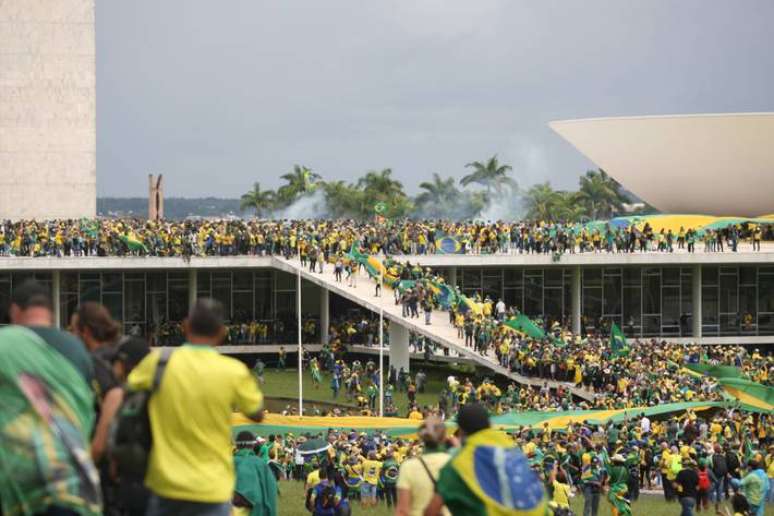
[
  {"x1": 417, "y1": 456, "x2": 437, "y2": 491},
  {"x1": 152, "y1": 348, "x2": 174, "y2": 391}
]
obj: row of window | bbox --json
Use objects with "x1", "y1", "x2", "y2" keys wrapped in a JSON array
[{"x1": 0, "y1": 265, "x2": 773, "y2": 338}]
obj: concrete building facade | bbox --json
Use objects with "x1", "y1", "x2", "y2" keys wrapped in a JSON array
[{"x1": 0, "y1": 0, "x2": 96, "y2": 219}]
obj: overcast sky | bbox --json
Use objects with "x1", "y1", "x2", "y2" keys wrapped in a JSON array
[{"x1": 96, "y1": 0, "x2": 774, "y2": 198}]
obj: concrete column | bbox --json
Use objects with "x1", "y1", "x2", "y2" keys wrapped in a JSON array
[
  {"x1": 448, "y1": 267, "x2": 458, "y2": 288},
  {"x1": 52, "y1": 270, "x2": 61, "y2": 329},
  {"x1": 692, "y1": 264, "x2": 702, "y2": 341},
  {"x1": 388, "y1": 322, "x2": 410, "y2": 373},
  {"x1": 571, "y1": 266, "x2": 581, "y2": 336},
  {"x1": 188, "y1": 269, "x2": 197, "y2": 309},
  {"x1": 320, "y1": 287, "x2": 329, "y2": 345}
]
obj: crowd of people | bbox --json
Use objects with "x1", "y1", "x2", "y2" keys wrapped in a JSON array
[
  {"x1": 0, "y1": 218, "x2": 770, "y2": 258},
  {"x1": 0, "y1": 278, "x2": 772, "y2": 516},
  {"x1": 262, "y1": 403, "x2": 772, "y2": 516}
]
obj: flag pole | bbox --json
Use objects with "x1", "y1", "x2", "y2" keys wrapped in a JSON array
[
  {"x1": 297, "y1": 264, "x2": 303, "y2": 417},
  {"x1": 379, "y1": 259, "x2": 384, "y2": 417}
]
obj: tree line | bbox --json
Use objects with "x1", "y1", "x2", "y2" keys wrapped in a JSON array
[{"x1": 240, "y1": 156, "x2": 649, "y2": 221}]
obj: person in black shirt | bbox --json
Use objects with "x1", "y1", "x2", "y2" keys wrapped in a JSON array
[
  {"x1": 71, "y1": 302, "x2": 123, "y2": 463},
  {"x1": 675, "y1": 458, "x2": 700, "y2": 516}
]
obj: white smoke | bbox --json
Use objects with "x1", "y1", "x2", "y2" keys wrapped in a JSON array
[{"x1": 271, "y1": 189, "x2": 330, "y2": 219}]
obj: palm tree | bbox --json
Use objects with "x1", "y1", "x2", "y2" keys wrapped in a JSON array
[
  {"x1": 521, "y1": 182, "x2": 584, "y2": 222},
  {"x1": 356, "y1": 169, "x2": 411, "y2": 217},
  {"x1": 322, "y1": 180, "x2": 362, "y2": 218},
  {"x1": 239, "y1": 182, "x2": 275, "y2": 216},
  {"x1": 276, "y1": 165, "x2": 321, "y2": 206},
  {"x1": 576, "y1": 169, "x2": 624, "y2": 219},
  {"x1": 460, "y1": 155, "x2": 516, "y2": 197},
  {"x1": 414, "y1": 173, "x2": 460, "y2": 217}
]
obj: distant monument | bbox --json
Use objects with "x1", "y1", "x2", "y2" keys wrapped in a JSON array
[{"x1": 148, "y1": 174, "x2": 164, "y2": 221}]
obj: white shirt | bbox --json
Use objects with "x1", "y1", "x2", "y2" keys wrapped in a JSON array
[{"x1": 640, "y1": 416, "x2": 651, "y2": 433}]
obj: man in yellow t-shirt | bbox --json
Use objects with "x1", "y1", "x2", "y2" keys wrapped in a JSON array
[
  {"x1": 360, "y1": 451, "x2": 382, "y2": 508},
  {"x1": 128, "y1": 299, "x2": 264, "y2": 515}
]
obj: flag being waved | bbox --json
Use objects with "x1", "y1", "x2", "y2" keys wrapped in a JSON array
[{"x1": 609, "y1": 323, "x2": 630, "y2": 357}]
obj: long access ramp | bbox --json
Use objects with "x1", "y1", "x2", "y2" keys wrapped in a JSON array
[{"x1": 271, "y1": 256, "x2": 594, "y2": 402}]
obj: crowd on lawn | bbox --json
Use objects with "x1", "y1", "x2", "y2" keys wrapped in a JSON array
[
  {"x1": 0, "y1": 218, "x2": 770, "y2": 258},
  {"x1": 260, "y1": 404, "x2": 772, "y2": 516}
]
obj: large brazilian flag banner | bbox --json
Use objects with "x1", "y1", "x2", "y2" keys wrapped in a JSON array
[
  {"x1": 231, "y1": 413, "x2": 420, "y2": 438},
  {"x1": 683, "y1": 363, "x2": 745, "y2": 379},
  {"x1": 716, "y1": 378, "x2": 774, "y2": 413},
  {"x1": 434, "y1": 232, "x2": 464, "y2": 254}
]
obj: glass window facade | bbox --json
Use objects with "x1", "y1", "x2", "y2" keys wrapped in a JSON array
[
  {"x1": 0, "y1": 264, "x2": 771, "y2": 342},
  {"x1": 450, "y1": 265, "x2": 774, "y2": 337},
  {"x1": 0, "y1": 269, "x2": 299, "y2": 344}
]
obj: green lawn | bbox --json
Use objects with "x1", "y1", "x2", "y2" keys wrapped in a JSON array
[
  {"x1": 260, "y1": 367, "x2": 451, "y2": 415},
  {"x1": 276, "y1": 478, "x2": 699, "y2": 516}
]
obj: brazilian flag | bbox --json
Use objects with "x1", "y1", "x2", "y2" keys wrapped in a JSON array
[
  {"x1": 504, "y1": 314, "x2": 546, "y2": 340},
  {"x1": 456, "y1": 295, "x2": 483, "y2": 316},
  {"x1": 435, "y1": 233, "x2": 463, "y2": 254},
  {"x1": 119, "y1": 233, "x2": 148, "y2": 253},
  {"x1": 683, "y1": 363, "x2": 744, "y2": 380},
  {"x1": 347, "y1": 242, "x2": 385, "y2": 280},
  {"x1": 434, "y1": 282, "x2": 458, "y2": 310},
  {"x1": 449, "y1": 428, "x2": 546, "y2": 516},
  {"x1": 717, "y1": 377, "x2": 773, "y2": 413},
  {"x1": 609, "y1": 323, "x2": 629, "y2": 357}
]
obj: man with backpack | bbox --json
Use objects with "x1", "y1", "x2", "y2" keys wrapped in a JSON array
[{"x1": 127, "y1": 299, "x2": 264, "y2": 516}]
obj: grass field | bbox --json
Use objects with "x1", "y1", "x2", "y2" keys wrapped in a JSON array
[
  {"x1": 275, "y1": 478, "x2": 708, "y2": 516},
  {"x1": 260, "y1": 367, "x2": 452, "y2": 415}
]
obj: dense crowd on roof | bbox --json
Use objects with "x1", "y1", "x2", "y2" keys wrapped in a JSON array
[{"x1": 0, "y1": 217, "x2": 770, "y2": 257}]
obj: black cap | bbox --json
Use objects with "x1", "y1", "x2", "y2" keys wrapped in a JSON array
[
  {"x1": 11, "y1": 279, "x2": 52, "y2": 311},
  {"x1": 113, "y1": 336, "x2": 150, "y2": 372},
  {"x1": 457, "y1": 403, "x2": 490, "y2": 436}
]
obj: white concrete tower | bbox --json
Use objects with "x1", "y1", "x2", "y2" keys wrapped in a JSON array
[{"x1": 0, "y1": 0, "x2": 96, "y2": 219}]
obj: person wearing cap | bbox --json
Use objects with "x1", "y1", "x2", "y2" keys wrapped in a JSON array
[
  {"x1": 0, "y1": 280, "x2": 101, "y2": 515},
  {"x1": 396, "y1": 415, "x2": 451, "y2": 516},
  {"x1": 424, "y1": 403, "x2": 546, "y2": 516},
  {"x1": 232, "y1": 431, "x2": 277, "y2": 516},
  {"x1": 675, "y1": 457, "x2": 700, "y2": 516}
]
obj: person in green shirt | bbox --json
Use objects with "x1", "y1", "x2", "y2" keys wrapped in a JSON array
[
  {"x1": 233, "y1": 431, "x2": 278, "y2": 516},
  {"x1": 380, "y1": 451, "x2": 400, "y2": 509},
  {"x1": 606, "y1": 454, "x2": 631, "y2": 516}
]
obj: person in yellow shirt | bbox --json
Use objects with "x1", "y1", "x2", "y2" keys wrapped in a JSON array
[
  {"x1": 127, "y1": 299, "x2": 264, "y2": 514},
  {"x1": 549, "y1": 464, "x2": 572, "y2": 510},
  {"x1": 408, "y1": 407, "x2": 423, "y2": 421},
  {"x1": 360, "y1": 450, "x2": 382, "y2": 508}
]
